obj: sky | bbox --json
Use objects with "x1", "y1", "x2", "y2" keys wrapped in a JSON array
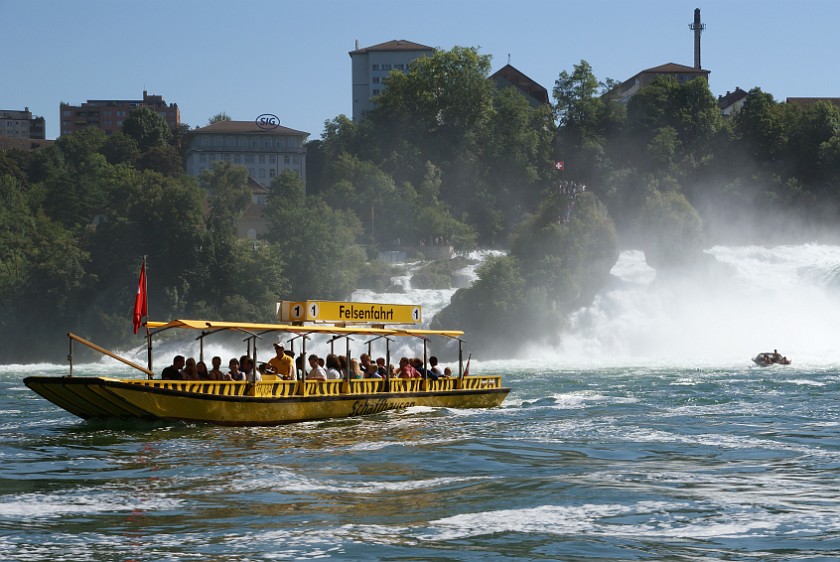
[{"x1": 3, "y1": 0, "x2": 839, "y2": 141}]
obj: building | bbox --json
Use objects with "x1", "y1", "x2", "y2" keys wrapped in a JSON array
[
  {"x1": 349, "y1": 39, "x2": 435, "y2": 120},
  {"x1": 786, "y1": 97, "x2": 840, "y2": 109},
  {"x1": 607, "y1": 9, "x2": 711, "y2": 106},
  {"x1": 718, "y1": 87, "x2": 749, "y2": 118},
  {"x1": 59, "y1": 90, "x2": 180, "y2": 137},
  {"x1": 609, "y1": 63, "x2": 710, "y2": 105},
  {"x1": 236, "y1": 177, "x2": 271, "y2": 240},
  {"x1": 490, "y1": 64, "x2": 550, "y2": 107},
  {"x1": 184, "y1": 120, "x2": 308, "y2": 190},
  {"x1": 0, "y1": 108, "x2": 45, "y2": 140}
]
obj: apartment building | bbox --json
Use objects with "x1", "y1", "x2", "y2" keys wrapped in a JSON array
[
  {"x1": 0, "y1": 108, "x2": 45, "y2": 139},
  {"x1": 59, "y1": 90, "x2": 180, "y2": 137},
  {"x1": 349, "y1": 39, "x2": 434, "y2": 120}
]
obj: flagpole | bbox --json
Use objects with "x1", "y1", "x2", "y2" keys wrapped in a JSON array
[{"x1": 143, "y1": 256, "x2": 153, "y2": 378}]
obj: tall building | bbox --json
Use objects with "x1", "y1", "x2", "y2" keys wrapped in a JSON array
[
  {"x1": 0, "y1": 108, "x2": 45, "y2": 140},
  {"x1": 59, "y1": 90, "x2": 180, "y2": 137},
  {"x1": 184, "y1": 120, "x2": 308, "y2": 190},
  {"x1": 349, "y1": 39, "x2": 434, "y2": 120}
]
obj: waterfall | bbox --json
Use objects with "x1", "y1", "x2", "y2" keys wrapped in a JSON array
[{"x1": 553, "y1": 244, "x2": 840, "y2": 367}]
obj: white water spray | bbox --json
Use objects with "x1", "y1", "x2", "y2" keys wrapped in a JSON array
[{"x1": 556, "y1": 244, "x2": 840, "y2": 367}]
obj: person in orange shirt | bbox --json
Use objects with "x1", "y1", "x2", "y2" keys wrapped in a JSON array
[{"x1": 267, "y1": 343, "x2": 295, "y2": 380}]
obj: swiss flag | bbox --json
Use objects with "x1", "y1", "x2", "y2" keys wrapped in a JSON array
[
  {"x1": 554, "y1": 160, "x2": 565, "y2": 171},
  {"x1": 132, "y1": 261, "x2": 148, "y2": 334}
]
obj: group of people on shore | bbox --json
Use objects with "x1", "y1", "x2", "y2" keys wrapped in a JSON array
[{"x1": 160, "y1": 341, "x2": 454, "y2": 382}]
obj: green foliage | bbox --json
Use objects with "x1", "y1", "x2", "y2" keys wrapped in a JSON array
[
  {"x1": 264, "y1": 171, "x2": 364, "y2": 300},
  {"x1": 209, "y1": 112, "x2": 232, "y2": 124},
  {"x1": 122, "y1": 107, "x2": 173, "y2": 151},
  {"x1": 637, "y1": 189, "x2": 703, "y2": 269}
]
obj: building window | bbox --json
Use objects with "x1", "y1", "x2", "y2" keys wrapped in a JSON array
[
  {"x1": 251, "y1": 138, "x2": 258, "y2": 148},
  {"x1": 382, "y1": 64, "x2": 391, "y2": 70},
  {"x1": 259, "y1": 168, "x2": 265, "y2": 178},
  {"x1": 372, "y1": 64, "x2": 380, "y2": 71},
  {"x1": 62, "y1": 110, "x2": 71, "y2": 116},
  {"x1": 284, "y1": 155, "x2": 290, "y2": 164},
  {"x1": 293, "y1": 155, "x2": 300, "y2": 164},
  {"x1": 270, "y1": 169, "x2": 276, "y2": 177},
  {"x1": 234, "y1": 154, "x2": 241, "y2": 163},
  {"x1": 373, "y1": 89, "x2": 380, "y2": 96},
  {"x1": 200, "y1": 154, "x2": 207, "y2": 163},
  {"x1": 249, "y1": 168, "x2": 255, "y2": 176},
  {"x1": 270, "y1": 155, "x2": 276, "y2": 164},
  {"x1": 245, "y1": 155, "x2": 254, "y2": 163},
  {"x1": 276, "y1": 138, "x2": 284, "y2": 149},
  {"x1": 372, "y1": 77, "x2": 380, "y2": 84},
  {"x1": 259, "y1": 155, "x2": 265, "y2": 164}
]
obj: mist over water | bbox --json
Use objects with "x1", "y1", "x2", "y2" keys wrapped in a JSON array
[{"x1": 555, "y1": 244, "x2": 840, "y2": 368}]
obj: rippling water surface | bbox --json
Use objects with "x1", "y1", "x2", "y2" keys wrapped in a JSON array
[
  {"x1": 3, "y1": 361, "x2": 840, "y2": 561},
  {"x1": 5, "y1": 245, "x2": 840, "y2": 560}
]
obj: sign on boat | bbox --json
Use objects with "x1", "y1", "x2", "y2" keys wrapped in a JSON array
[{"x1": 23, "y1": 300, "x2": 509, "y2": 426}]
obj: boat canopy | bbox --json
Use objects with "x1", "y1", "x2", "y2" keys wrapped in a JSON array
[{"x1": 145, "y1": 319, "x2": 463, "y2": 339}]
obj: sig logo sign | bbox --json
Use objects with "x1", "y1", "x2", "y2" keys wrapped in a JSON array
[{"x1": 255, "y1": 113, "x2": 280, "y2": 130}]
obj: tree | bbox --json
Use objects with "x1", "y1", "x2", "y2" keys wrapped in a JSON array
[
  {"x1": 263, "y1": 171, "x2": 364, "y2": 300},
  {"x1": 209, "y1": 112, "x2": 232, "y2": 124},
  {"x1": 122, "y1": 107, "x2": 173, "y2": 151}
]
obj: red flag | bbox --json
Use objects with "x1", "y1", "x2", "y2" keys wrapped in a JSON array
[
  {"x1": 463, "y1": 354, "x2": 472, "y2": 377},
  {"x1": 132, "y1": 261, "x2": 148, "y2": 334},
  {"x1": 554, "y1": 160, "x2": 565, "y2": 171}
]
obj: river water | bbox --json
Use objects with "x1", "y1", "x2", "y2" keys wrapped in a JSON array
[{"x1": 2, "y1": 245, "x2": 840, "y2": 561}]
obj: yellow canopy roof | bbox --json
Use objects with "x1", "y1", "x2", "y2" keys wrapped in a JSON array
[{"x1": 145, "y1": 319, "x2": 462, "y2": 338}]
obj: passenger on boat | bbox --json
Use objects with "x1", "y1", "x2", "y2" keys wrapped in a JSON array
[
  {"x1": 161, "y1": 355, "x2": 186, "y2": 380},
  {"x1": 241, "y1": 357, "x2": 261, "y2": 382},
  {"x1": 339, "y1": 355, "x2": 348, "y2": 376},
  {"x1": 443, "y1": 367, "x2": 452, "y2": 377},
  {"x1": 410, "y1": 357, "x2": 436, "y2": 380},
  {"x1": 227, "y1": 358, "x2": 245, "y2": 381},
  {"x1": 429, "y1": 356, "x2": 441, "y2": 376},
  {"x1": 209, "y1": 356, "x2": 225, "y2": 381},
  {"x1": 325, "y1": 354, "x2": 342, "y2": 380},
  {"x1": 267, "y1": 343, "x2": 295, "y2": 380},
  {"x1": 349, "y1": 358, "x2": 363, "y2": 379},
  {"x1": 307, "y1": 354, "x2": 327, "y2": 380},
  {"x1": 375, "y1": 357, "x2": 388, "y2": 377},
  {"x1": 196, "y1": 361, "x2": 211, "y2": 381},
  {"x1": 359, "y1": 353, "x2": 374, "y2": 376},
  {"x1": 398, "y1": 357, "x2": 422, "y2": 379},
  {"x1": 182, "y1": 357, "x2": 199, "y2": 380}
]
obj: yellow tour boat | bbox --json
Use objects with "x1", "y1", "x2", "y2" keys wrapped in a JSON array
[{"x1": 24, "y1": 300, "x2": 509, "y2": 426}]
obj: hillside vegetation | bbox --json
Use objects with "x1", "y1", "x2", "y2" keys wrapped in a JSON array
[{"x1": 2, "y1": 49, "x2": 839, "y2": 361}]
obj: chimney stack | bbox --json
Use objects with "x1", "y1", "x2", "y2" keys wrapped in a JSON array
[{"x1": 689, "y1": 8, "x2": 705, "y2": 69}]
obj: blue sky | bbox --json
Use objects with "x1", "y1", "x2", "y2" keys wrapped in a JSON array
[{"x1": 3, "y1": 0, "x2": 838, "y2": 141}]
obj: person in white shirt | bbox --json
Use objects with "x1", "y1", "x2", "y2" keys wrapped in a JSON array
[{"x1": 306, "y1": 354, "x2": 327, "y2": 380}]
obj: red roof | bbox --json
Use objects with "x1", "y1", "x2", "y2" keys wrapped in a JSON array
[
  {"x1": 193, "y1": 120, "x2": 308, "y2": 137},
  {"x1": 349, "y1": 39, "x2": 434, "y2": 55}
]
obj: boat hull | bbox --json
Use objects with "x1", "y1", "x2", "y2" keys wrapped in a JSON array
[{"x1": 23, "y1": 376, "x2": 509, "y2": 426}]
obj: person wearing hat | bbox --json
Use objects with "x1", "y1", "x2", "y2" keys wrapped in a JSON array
[{"x1": 267, "y1": 342, "x2": 295, "y2": 380}]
